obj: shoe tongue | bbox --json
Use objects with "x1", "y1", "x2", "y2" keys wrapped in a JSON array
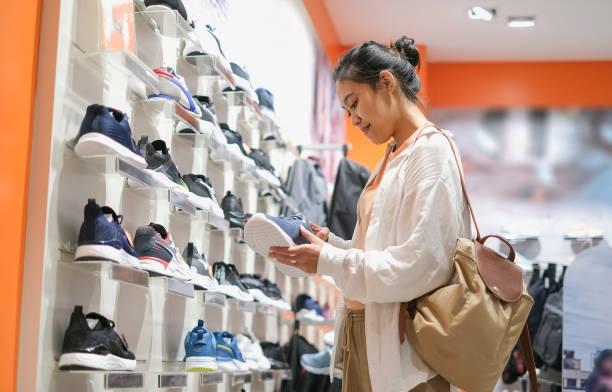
[
  {"x1": 149, "y1": 222, "x2": 169, "y2": 239},
  {"x1": 151, "y1": 140, "x2": 168, "y2": 154},
  {"x1": 85, "y1": 312, "x2": 113, "y2": 330}
]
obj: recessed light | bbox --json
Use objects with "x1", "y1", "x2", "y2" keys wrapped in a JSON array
[
  {"x1": 508, "y1": 17, "x2": 535, "y2": 28},
  {"x1": 468, "y1": 6, "x2": 495, "y2": 21}
]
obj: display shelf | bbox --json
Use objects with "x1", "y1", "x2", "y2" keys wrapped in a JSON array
[
  {"x1": 73, "y1": 50, "x2": 159, "y2": 98},
  {"x1": 171, "y1": 199, "x2": 229, "y2": 232},
  {"x1": 222, "y1": 90, "x2": 262, "y2": 121},
  {"x1": 201, "y1": 371, "x2": 224, "y2": 385},
  {"x1": 255, "y1": 303, "x2": 278, "y2": 316},
  {"x1": 55, "y1": 360, "x2": 148, "y2": 389},
  {"x1": 135, "y1": 9, "x2": 193, "y2": 41},
  {"x1": 255, "y1": 370, "x2": 275, "y2": 382},
  {"x1": 228, "y1": 298, "x2": 256, "y2": 313},
  {"x1": 209, "y1": 137, "x2": 232, "y2": 163},
  {"x1": 230, "y1": 371, "x2": 252, "y2": 385},
  {"x1": 137, "y1": 98, "x2": 209, "y2": 137},
  {"x1": 63, "y1": 151, "x2": 154, "y2": 188},
  {"x1": 152, "y1": 276, "x2": 195, "y2": 298},
  {"x1": 60, "y1": 249, "x2": 150, "y2": 288},
  {"x1": 203, "y1": 291, "x2": 227, "y2": 308},
  {"x1": 184, "y1": 54, "x2": 235, "y2": 89}
]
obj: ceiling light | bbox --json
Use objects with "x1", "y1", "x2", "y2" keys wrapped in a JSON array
[
  {"x1": 508, "y1": 17, "x2": 535, "y2": 28},
  {"x1": 468, "y1": 6, "x2": 495, "y2": 21}
]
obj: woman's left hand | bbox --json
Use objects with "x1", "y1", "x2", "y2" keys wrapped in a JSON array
[{"x1": 268, "y1": 226, "x2": 325, "y2": 274}]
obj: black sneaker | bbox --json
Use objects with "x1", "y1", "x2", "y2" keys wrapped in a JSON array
[
  {"x1": 58, "y1": 306, "x2": 136, "y2": 371},
  {"x1": 144, "y1": 0, "x2": 188, "y2": 21},
  {"x1": 262, "y1": 279, "x2": 291, "y2": 311},
  {"x1": 259, "y1": 342, "x2": 289, "y2": 369},
  {"x1": 183, "y1": 243, "x2": 219, "y2": 290},
  {"x1": 212, "y1": 262, "x2": 253, "y2": 301},
  {"x1": 221, "y1": 191, "x2": 247, "y2": 229},
  {"x1": 239, "y1": 274, "x2": 272, "y2": 305},
  {"x1": 248, "y1": 149, "x2": 274, "y2": 171},
  {"x1": 138, "y1": 136, "x2": 189, "y2": 193},
  {"x1": 182, "y1": 174, "x2": 224, "y2": 216},
  {"x1": 219, "y1": 123, "x2": 251, "y2": 157}
]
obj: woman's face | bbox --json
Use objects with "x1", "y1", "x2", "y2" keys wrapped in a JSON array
[{"x1": 336, "y1": 74, "x2": 397, "y2": 145}]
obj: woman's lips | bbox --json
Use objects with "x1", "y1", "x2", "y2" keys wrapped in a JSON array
[{"x1": 361, "y1": 124, "x2": 370, "y2": 135}]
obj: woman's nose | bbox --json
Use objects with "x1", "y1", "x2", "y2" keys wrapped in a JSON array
[{"x1": 351, "y1": 114, "x2": 361, "y2": 127}]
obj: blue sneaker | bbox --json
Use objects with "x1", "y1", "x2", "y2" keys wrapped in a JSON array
[
  {"x1": 300, "y1": 348, "x2": 331, "y2": 375},
  {"x1": 149, "y1": 67, "x2": 202, "y2": 118},
  {"x1": 295, "y1": 293, "x2": 325, "y2": 323},
  {"x1": 74, "y1": 199, "x2": 140, "y2": 267},
  {"x1": 74, "y1": 104, "x2": 146, "y2": 168},
  {"x1": 214, "y1": 331, "x2": 249, "y2": 372},
  {"x1": 243, "y1": 213, "x2": 314, "y2": 277},
  {"x1": 184, "y1": 320, "x2": 217, "y2": 372}
]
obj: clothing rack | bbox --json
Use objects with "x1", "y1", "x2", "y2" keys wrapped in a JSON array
[{"x1": 296, "y1": 143, "x2": 351, "y2": 157}]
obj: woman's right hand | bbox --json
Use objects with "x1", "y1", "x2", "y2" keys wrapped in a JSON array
[{"x1": 309, "y1": 222, "x2": 330, "y2": 242}]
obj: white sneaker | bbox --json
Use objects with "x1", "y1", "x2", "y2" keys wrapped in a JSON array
[{"x1": 236, "y1": 335, "x2": 271, "y2": 371}]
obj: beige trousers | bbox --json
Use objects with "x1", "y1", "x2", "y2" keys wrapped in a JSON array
[{"x1": 341, "y1": 308, "x2": 450, "y2": 392}]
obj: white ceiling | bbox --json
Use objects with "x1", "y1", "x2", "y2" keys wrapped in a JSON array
[{"x1": 323, "y1": 0, "x2": 612, "y2": 62}]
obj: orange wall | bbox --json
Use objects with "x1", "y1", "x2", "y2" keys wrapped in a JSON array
[
  {"x1": 428, "y1": 61, "x2": 612, "y2": 108},
  {"x1": 0, "y1": 1, "x2": 42, "y2": 390}
]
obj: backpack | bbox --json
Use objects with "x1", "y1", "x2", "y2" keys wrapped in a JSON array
[{"x1": 533, "y1": 266, "x2": 566, "y2": 370}]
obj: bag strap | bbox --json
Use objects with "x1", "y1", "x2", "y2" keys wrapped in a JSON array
[
  {"x1": 519, "y1": 325, "x2": 540, "y2": 392},
  {"x1": 413, "y1": 124, "x2": 482, "y2": 241}
]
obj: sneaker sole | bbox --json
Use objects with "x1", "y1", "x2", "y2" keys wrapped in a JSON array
[
  {"x1": 300, "y1": 360, "x2": 330, "y2": 376},
  {"x1": 211, "y1": 284, "x2": 253, "y2": 302},
  {"x1": 186, "y1": 356, "x2": 217, "y2": 372},
  {"x1": 59, "y1": 352, "x2": 136, "y2": 371},
  {"x1": 244, "y1": 214, "x2": 313, "y2": 278},
  {"x1": 156, "y1": 77, "x2": 202, "y2": 118},
  {"x1": 248, "y1": 289, "x2": 276, "y2": 307},
  {"x1": 75, "y1": 244, "x2": 139, "y2": 267},
  {"x1": 75, "y1": 132, "x2": 147, "y2": 169},
  {"x1": 138, "y1": 257, "x2": 175, "y2": 278}
]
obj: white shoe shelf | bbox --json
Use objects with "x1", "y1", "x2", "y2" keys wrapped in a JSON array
[{"x1": 36, "y1": 1, "x2": 325, "y2": 391}]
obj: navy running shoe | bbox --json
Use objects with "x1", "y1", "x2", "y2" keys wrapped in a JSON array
[
  {"x1": 243, "y1": 213, "x2": 314, "y2": 277},
  {"x1": 184, "y1": 320, "x2": 217, "y2": 372},
  {"x1": 295, "y1": 293, "x2": 325, "y2": 323},
  {"x1": 74, "y1": 199, "x2": 139, "y2": 267},
  {"x1": 74, "y1": 104, "x2": 146, "y2": 168}
]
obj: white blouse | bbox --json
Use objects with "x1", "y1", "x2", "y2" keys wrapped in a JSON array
[{"x1": 318, "y1": 126, "x2": 472, "y2": 391}]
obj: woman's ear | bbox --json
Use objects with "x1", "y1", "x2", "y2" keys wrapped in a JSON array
[{"x1": 377, "y1": 70, "x2": 396, "y2": 93}]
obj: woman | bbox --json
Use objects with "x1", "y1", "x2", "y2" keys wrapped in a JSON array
[
  {"x1": 586, "y1": 350, "x2": 612, "y2": 392},
  {"x1": 269, "y1": 37, "x2": 471, "y2": 391}
]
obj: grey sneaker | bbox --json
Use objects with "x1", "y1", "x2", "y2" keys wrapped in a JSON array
[{"x1": 138, "y1": 136, "x2": 189, "y2": 192}]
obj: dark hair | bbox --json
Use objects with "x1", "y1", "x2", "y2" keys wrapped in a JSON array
[
  {"x1": 333, "y1": 36, "x2": 421, "y2": 103},
  {"x1": 585, "y1": 350, "x2": 612, "y2": 392}
]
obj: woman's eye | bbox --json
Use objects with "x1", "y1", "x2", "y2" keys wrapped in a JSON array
[{"x1": 351, "y1": 100, "x2": 358, "y2": 110}]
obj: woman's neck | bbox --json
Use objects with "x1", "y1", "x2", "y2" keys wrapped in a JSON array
[{"x1": 392, "y1": 100, "x2": 430, "y2": 147}]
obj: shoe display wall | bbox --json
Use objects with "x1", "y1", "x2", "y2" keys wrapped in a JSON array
[{"x1": 26, "y1": 0, "x2": 339, "y2": 390}]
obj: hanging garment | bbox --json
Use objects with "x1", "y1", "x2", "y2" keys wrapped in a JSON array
[
  {"x1": 284, "y1": 158, "x2": 328, "y2": 226},
  {"x1": 327, "y1": 158, "x2": 370, "y2": 240},
  {"x1": 281, "y1": 334, "x2": 340, "y2": 392}
]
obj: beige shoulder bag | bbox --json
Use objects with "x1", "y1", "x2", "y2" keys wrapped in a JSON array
[{"x1": 400, "y1": 125, "x2": 540, "y2": 392}]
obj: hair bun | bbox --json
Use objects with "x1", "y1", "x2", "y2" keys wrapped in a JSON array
[{"x1": 392, "y1": 36, "x2": 420, "y2": 69}]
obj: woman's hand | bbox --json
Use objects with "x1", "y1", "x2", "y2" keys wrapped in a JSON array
[
  {"x1": 268, "y1": 226, "x2": 326, "y2": 274},
  {"x1": 309, "y1": 222, "x2": 330, "y2": 242}
]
